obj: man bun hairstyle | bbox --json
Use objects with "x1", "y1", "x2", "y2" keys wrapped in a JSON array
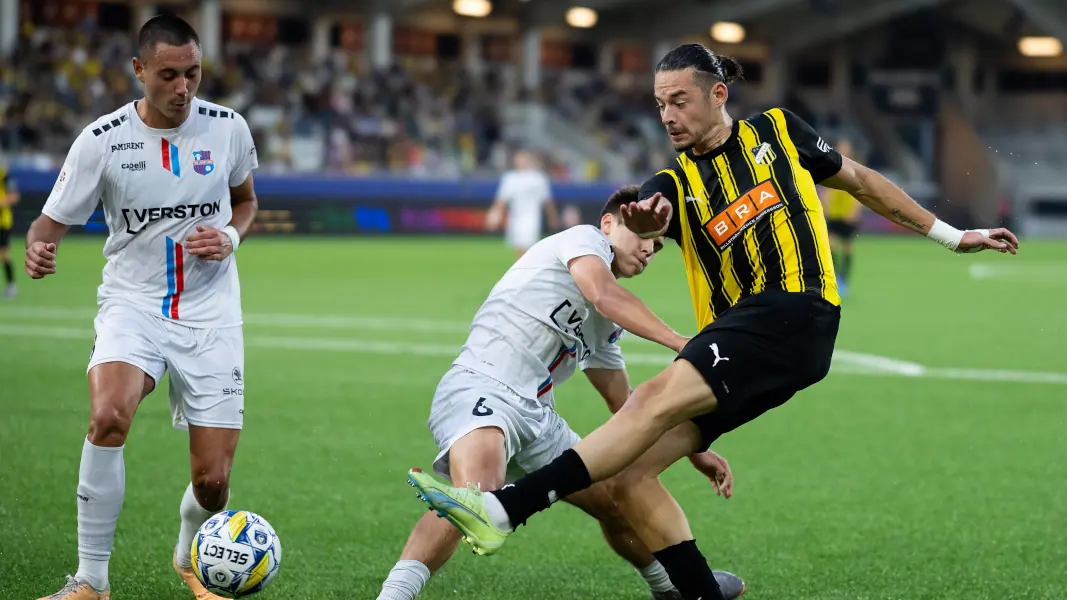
[{"x1": 655, "y1": 43, "x2": 744, "y2": 93}]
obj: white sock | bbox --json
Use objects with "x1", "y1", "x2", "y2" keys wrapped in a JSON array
[
  {"x1": 74, "y1": 437, "x2": 125, "y2": 592},
  {"x1": 377, "y1": 560, "x2": 431, "y2": 600},
  {"x1": 175, "y1": 483, "x2": 225, "y2": 568},
  {"x1": 483, "y1": 492, "x2": 513, "y2": 532},
  {"x1": 638, "y1": 561, "x2": 675, "y2": 593}
]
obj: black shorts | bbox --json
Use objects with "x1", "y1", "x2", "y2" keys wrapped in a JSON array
[
  {"x1": 0, "y1": 226, "x2": 10, "y2": 248},
  {"x1": 827, "y1": 219, "x2": 858, "y2": 239},
  {"x1": 677, "y1": 290, "x2": 841, "y2": 450}
]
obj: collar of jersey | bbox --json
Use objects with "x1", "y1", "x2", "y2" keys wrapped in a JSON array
[
  {"x1": 683, "y1": 119, "x2": 741, "y2": 162},
  {"x1": 129, "y1": 98, "x2": 198, "y2": 135}
]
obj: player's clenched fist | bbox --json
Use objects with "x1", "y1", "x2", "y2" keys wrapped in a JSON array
[
  {"x1": 185, "y1": 225, "x2": 233, "y2": 261},
  {"x1": 25, "y1": 241, "x2": 58, "y2": 279}
]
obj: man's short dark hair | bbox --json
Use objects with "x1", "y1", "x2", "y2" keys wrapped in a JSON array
[
  {"x1": 600, "y1": 185, "x2": 640, "y2": 219},
  {"x1": 655, "y1": 43, "x2": 744, "y2": 94},
  {"x1": 138, "y1": 14, "x2": 200, "y2": 59}
]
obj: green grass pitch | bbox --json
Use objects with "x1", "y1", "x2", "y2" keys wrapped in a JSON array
[{"x1": 2, "y1": 235, "x2": 1066, "y2": 599}]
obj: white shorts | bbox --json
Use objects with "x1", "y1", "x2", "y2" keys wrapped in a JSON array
[
  {"x1": 428, "y1": 366, "x2": 580, "y2": 484},
  {"x1": 88, "y1": 302, "x2": 245, "y2": 430},
  {"x1": 505, "y1": 222, "x2": 540, "y2": 250}
]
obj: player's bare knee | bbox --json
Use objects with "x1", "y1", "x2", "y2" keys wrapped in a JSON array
[
  {"x1": 192, "y1": 469, "x2": 231, "y2": 511},
  {"x1": 448, "y1": 427, "x2": 508, "y2": 491},
  {"x1": 452, "y1": 460, "x2": 506, "y2": 492},
  {"x1": 86, "y1": 404, "x2": 133, "y2": 446},
  {"x1": 618, "y1": 383, "x2": 674, "y2": 431}
]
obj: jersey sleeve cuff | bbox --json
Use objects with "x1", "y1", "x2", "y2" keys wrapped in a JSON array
[
  {"x1": 228, "y1": 167, "x2": 253, "y2": 188},
  {"x1": 810, "y1": 152, "x2": 844, "y2": 184},
  {"x1": 42, "y1": 206, "x2": 87, "y2": 226}
]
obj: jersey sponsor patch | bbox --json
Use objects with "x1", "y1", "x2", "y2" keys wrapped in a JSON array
[{"x1": 706, "y1": 180, "x2": 785, "y2": 251}]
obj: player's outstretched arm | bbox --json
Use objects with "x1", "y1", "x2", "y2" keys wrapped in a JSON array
[
  {"x1": 569, "y1": 255, "x2": 688, "y2": 353},
  {"x1": 24, "y1": 214, "x2": 70, "y2": 279},
  {"x1": 822, "y1": 157, "x2": 1019, "y2": 255}
]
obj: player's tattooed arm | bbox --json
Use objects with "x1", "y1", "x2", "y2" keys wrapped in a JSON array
[
  {"x1": 889, "y1": 208, "x2": 927, "y2": 232},
  {"x1": 822, "y1": 156, "x2": 934, "y2": 234}
]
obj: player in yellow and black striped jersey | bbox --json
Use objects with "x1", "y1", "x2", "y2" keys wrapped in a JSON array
[
  {"x1": 405, "y1": 44, "x2": 1020, "y2": 600},
  {"x1": 820, "y1": 137, "x2": 863, "y2": 296},
  {"x1": 639, "y1": 106, "x2": 842, "y2": 329},
  {"x1": 0, "y1": 164, "x2": 18, "y2": 297}
]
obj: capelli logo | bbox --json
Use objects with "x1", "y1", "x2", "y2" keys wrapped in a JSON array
[{"x1": 122, "y1": 161, "x2": 146, "y2": 172}]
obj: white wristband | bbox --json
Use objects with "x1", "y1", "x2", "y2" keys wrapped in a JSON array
[
  {"x1": 222, "y1": 225, "x2": 241, "y2": 252},
  {"x1": 926, "y1": 218, "x2": 964, "y2": 252}
]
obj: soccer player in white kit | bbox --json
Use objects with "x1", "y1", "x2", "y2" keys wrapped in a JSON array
[
  {"x1": 23, "y1": 15, "x2": 258, "y2": 600},
  {"x1": 377, "y1": 187, "x2": 745, "y2": 600},
  {"x1": 485, "y1": 150, "x2": 560, "y2": 259}
]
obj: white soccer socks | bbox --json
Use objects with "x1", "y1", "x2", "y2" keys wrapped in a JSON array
[
  {"x1": 74, "y1": 437, "x2": 125, "y2": 592},
  {"x1": 377, "y1": 560, "x2": 432, "y2": 600},
  {"x1": 638, "y1": 561, "x2": 676, "y2": 594},
  {"x1": 175, "y1": 482, "x2": 226, "y2": 568}
]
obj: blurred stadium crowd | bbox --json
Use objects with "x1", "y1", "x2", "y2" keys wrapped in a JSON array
[
  {"x1": 5, "y1": 0, "x2": 1067, "y2": 237},
  {"x1": 0, "y1": 17, "x2": 696, "y2": 181}
]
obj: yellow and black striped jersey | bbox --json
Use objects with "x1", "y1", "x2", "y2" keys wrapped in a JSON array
[
  {"x1": 823, "y1": 186, "x2": 861, "y2": 222},
  {"x1": 640, "y1": 108, "x2": 841, "y2": 330},
  {"x1": 0, "y1": 165, "x2": 11, "y2": 230}
]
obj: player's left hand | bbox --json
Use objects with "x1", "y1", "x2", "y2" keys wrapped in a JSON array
[
  {"x1": 185, "y1": 225, "x2": 233, "y2": 261},
  {"x1": 688, "y1": 450, "x2": 733, "y2": 499},
  {"x1": 958, "y1": 227, "x2": 1019, "y2": 255}
]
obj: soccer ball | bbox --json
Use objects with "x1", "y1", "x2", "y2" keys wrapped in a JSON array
[{"x1": 192, "y1": 510, "x2": 282, "y2": 597}]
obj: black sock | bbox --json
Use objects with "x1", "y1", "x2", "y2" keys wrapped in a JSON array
[
  {"x1": 653, "y1": 539, "x2": 725, "y2": 600},
  {"x1": 842, "y1": 251, "x2": 853, "y2": 283},
  {"x1": 2, "y1": 259, "x2": 12, "y2": 284},
  {"x1": 490, "y1": 448, "x2": 591, "y2": 528}
]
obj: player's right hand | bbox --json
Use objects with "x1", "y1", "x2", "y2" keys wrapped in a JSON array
[
  {"x1": 25, "y1": 241, "x2": 58, "y2": 279},
  {"x1": 619, "y1": 192, "x2": 672, "y2": 239}
]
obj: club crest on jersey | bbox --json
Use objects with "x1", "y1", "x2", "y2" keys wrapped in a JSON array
[
  {"x1": 192, "y1": 150, "x2": 215, "y2": 176},
  {"x1": 751, "y1": 142, "x2": 777, "y2": 165}
]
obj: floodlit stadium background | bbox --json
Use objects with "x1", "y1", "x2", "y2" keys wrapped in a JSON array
[{"x1": 2, "y1": 1, "x2": 1067, "y2": 599}]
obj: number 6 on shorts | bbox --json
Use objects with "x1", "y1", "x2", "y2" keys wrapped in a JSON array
[{"x1": 472, "y1": 397, "x2": 494, "y2": 416}]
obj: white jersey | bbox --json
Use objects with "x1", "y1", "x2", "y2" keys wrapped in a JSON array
[
  {"x1": 495, "y1": 169, "x2": 552, "y2": 238},
  {"x1": 453, "y1": 225, "x2": 627, "y2": 405},
  {"x1": 43, "y1": 97, "x2": 258, "y2": 328}
]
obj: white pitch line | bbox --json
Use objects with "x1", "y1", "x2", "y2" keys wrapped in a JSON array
[
  {"x1": 0, "y1": 305, "x2": 474, "y2": 333},
  {"x1": 969, "y1": 262, "x2": 1067, "y2": 282},
  {"x1": 831, "y1": 350, "x2": 926, "y2": 376},
  {"x1": 3, "y1": 324, "x2": 1067, "y2": 385},
  {"x1": 0, "y1": 306, "x2": 941, "y2": 378}
]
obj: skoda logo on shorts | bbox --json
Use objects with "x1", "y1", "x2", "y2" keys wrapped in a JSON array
[{"x1": 232, "y1": 368, "x2": 243, "y2": 385}]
